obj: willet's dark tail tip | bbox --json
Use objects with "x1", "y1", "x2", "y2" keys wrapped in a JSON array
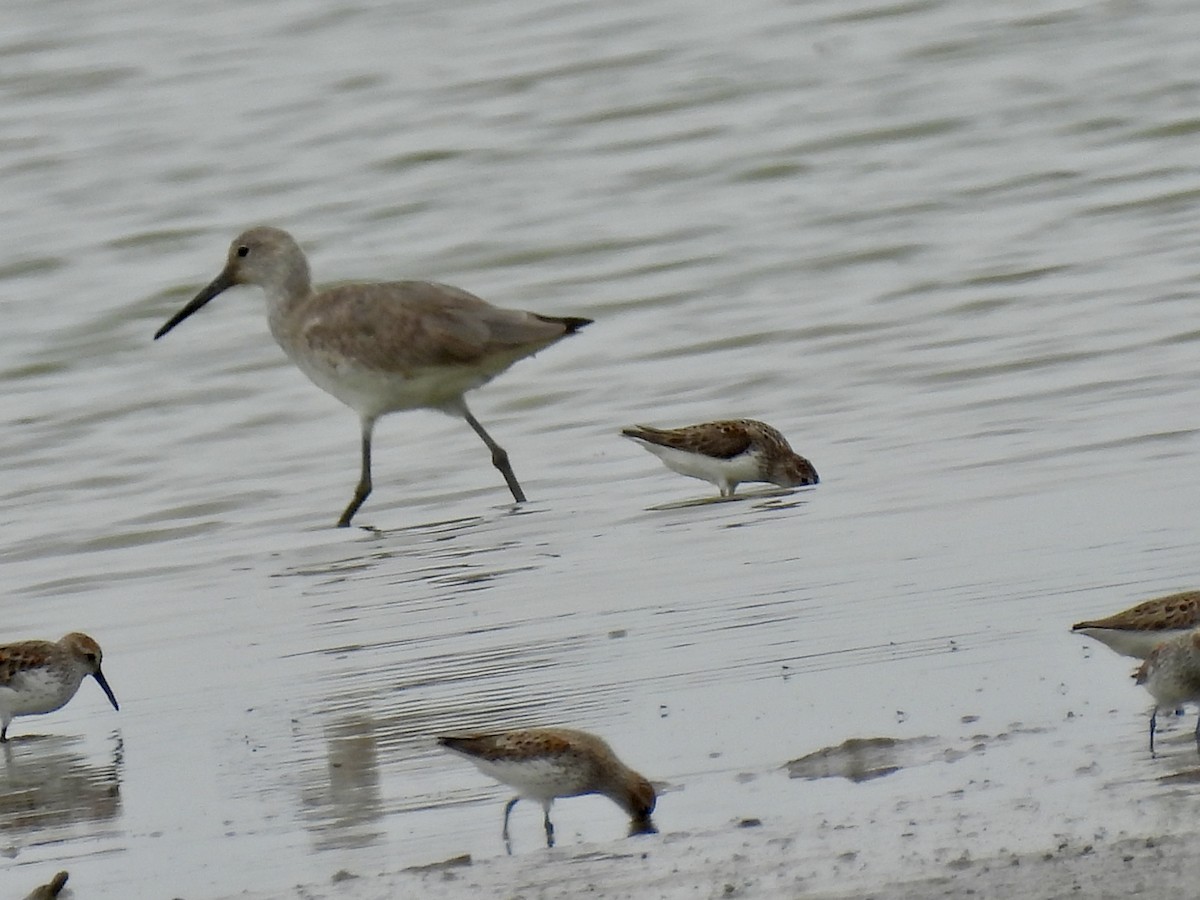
[{"x1": 539, "y1": 315, "x2": 593, "y2": 333}]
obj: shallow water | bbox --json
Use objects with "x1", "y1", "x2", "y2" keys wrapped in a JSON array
[{"x1": 4, "y1": 0, "x2": 1200, "y2": 895}]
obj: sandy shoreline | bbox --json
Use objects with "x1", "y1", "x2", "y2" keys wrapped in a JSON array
[
  {"x1": 20, "y1": 830, "x2": 1195, "y2": 900},
  {"x1": 17, "y1": 709, "x2": 1200, "y2": 899},
  {"x1": 24, "y1": 703, "x2": 1200, "y2": 900},
  {"x1": 232, "y1": 716, "x2": 1200, "y2": 900},
  {"x1": 192, "y1": 824, "x2": 1196, "y2": 900}
]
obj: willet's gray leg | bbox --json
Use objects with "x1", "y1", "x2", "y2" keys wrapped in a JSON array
[
  {"x1": 542, "y1": 804, "x2": 555, "y2": 848},
  {"x1": 1194, "y1": 713, "x2": 1200, "y2": 755},
  {"x1": 1149, "y1": 708, "x2": 1158, "y2": 756},
  {"x1": 462, "y1": 406, "x2": 526, "y2": 503},
  {"x1": 338, "y1": 418, "x2": 375, "y2": 527},
  {"x1": 502, "y1": 796, "x2": 519, "y2": 855}
]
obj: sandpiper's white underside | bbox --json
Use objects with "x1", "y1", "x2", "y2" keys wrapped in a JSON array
[
  {"x1": 0, "y1": 666, "x2": 84, "y2": 720},
  {"x1": 1075, "y1": 627, "x2": 1190, "y2": 660},
  {"x1": 628, "y1": 439, "x2": 762, "y2": 495},
  {"x1": 456, "y1": 754, "x2": 590, "y2": 802}
]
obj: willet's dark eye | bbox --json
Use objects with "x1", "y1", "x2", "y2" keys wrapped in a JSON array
[{"x1": 236, "y1": 245, "x2": 250, "y2": 257}]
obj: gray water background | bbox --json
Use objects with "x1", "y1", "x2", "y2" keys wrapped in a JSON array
[{"x1": 4, "y1": 0, "x2": 1200, "y2": 895}]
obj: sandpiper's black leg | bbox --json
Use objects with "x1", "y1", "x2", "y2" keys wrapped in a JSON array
[
  {"x1": 463, "y1": 406, "x2": 526, "y2": 503},
  {"x1": 338, "y1": 418, "x2": 375, "y2": 527},
  {"x1": 1149, "y1": 708, "x2": 1158, "y2": 757},
  {"x1": 1193, "y1": 714, "x2": 1200, "y2": 755},
  {"x1": 502, "y1": 796, "x2": 519, "y2": 855},
  {"x1": 543, "y1": 808, "x2": 555, "y2": 848}
]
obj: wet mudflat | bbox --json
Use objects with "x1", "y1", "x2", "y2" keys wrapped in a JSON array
[{"x1": 5, "y1": 0, "x2": 1200, "y2": 896}]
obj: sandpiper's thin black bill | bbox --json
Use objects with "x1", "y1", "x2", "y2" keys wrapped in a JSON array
[{"x1": 93, "y1": 669, "x2": 120, "y2": 711}]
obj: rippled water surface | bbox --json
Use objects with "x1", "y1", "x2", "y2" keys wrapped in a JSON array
[{"x1": 5, "y1": 0, "x2": 1200, "y2": 895}]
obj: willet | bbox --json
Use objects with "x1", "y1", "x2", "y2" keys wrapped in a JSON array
[
  {"x1": 1072, "y1": 590, "x2": 1200, "y2": 659},
  {"x1": 437, "y1": 727, "x2": 656, "y2": 851},
  {"x1": 0, "y1": 633, "x2": 119, "y2": 742},
  {"x1": 155, "y1": 227, "x2": 592, "y2": 526},
  {"x1": 621, "y1": 418, "x2": 819, "y2": 498}
]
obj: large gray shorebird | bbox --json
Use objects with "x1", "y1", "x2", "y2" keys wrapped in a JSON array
[{"x1": 155, "y1": 227, "x2": 592, "y2": 526}]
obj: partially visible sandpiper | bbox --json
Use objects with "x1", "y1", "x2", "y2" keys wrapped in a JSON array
[
  {"x1": 0, "y1": 633, "x2": 119, "y2": 742},
  {"x1": 622, "y1": 418, "x2": 818, "y2": 498},
  {"x1": 21, "y1": 870, "x2": 68, "y2": 900},
  {"x1": 437, "y1": 727, "x2": 656, "y2": 850},
  {"x1": 1072, "y1": 590, "x2": 1200, "y2": 659},
  {"x1": 1133, "y1": 628, "x2": 1200, "y2": 756},
  {"x1": 155, "y1": 227, "x2": 592, "y2": 527}
]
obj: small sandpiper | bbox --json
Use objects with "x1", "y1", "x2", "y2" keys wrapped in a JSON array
[
  {"x1": 1072, "y1": 590, "x2": 1200, "y2": 659},
  {"x1": 1134, "y1": 628, "x2": 1200, "y2": 756},
  {"x1": 622, "y1": 418, "x2": 818, "y2": 498},
  {"x1": 155, "y1": 227, "x2": 592, "y2": 527},
  {"x1": 0, "y1": 633, "x2": 119, "y2": 742},
  {"x1": 438, "y1": 727, "x2": 656, "y2": 850}
]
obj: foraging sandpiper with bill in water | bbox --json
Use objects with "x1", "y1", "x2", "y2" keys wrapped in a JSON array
[
  {"x1": 622, "y1": 418, "x2": 818, "y2": 498},
  {"x1": 0, "y1": 633, "x2": 119, "y2": 742},
  {"x1": 438, "y1": 726, "x2": 656, "y2": 851}
]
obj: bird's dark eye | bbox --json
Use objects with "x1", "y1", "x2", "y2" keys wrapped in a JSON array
[
  {"x1": 236, "y1": 245, "x2": 250, "y2": 257},
  {"x1": 84, "y1": 653, "x2": 97, "y2": 663}
]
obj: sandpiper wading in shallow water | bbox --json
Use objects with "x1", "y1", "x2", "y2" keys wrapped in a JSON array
[
  {"x1": 1134, "y1": 628, "x2": 1200, "y2": 757},
  {"x1": 155, "y1": 227, "x2": 592, "y2": 527},
  {"x1": 0, "y1": 633, "x2": 119, "y2": 742},
  {"x1": 438, "y1": 727, "x2": 656, "y2": 851},
  {"x1": 622, "y1": 418, "x2": 818, "y2": 498}
]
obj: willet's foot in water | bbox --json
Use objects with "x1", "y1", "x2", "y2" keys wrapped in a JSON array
[
  {"x1": 0, "y1": 633, "x2": 119, "y2": 742},
  {"x1": 622, "y1": 418, "x2": 818, "y2": 498},
  {"x1": 437, "y1": 727, "x2": 656, "y2": 852},
  {"x1": 155, "y1": 227, "x2": 592, "y2": 526}
]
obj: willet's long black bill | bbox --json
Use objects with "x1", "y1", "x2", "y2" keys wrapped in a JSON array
[{"x1": 154, "y1": 227, "x2": 592, "y2": 527}]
